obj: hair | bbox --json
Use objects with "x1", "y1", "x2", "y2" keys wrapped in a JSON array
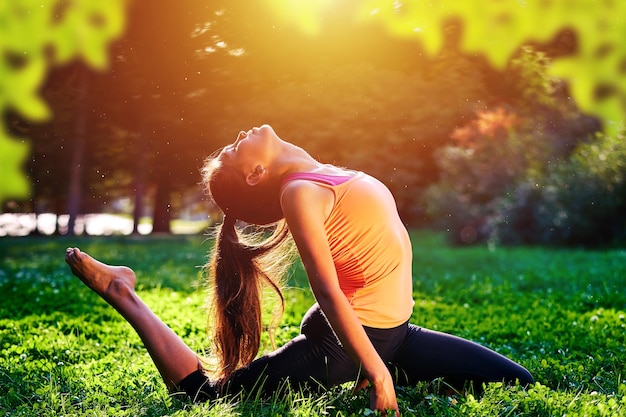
[
  {"x1": 202, "y1": 154, "x2": 295, "y2": 381},
  {"x1": 203, "y1": 152, "x2": 284, "y2": 226}
]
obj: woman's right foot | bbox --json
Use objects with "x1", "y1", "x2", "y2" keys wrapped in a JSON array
[{"x1": 65, "y1": 248, "x2": 137, "y2": 303}]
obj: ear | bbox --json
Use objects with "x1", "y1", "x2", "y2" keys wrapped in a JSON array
[{"x1": 246, "y1": 165, "x2": 267, "y2": 186}]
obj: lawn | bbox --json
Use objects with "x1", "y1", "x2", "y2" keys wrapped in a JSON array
[{"x1": 1, "y1": 232, "x2": 625, "y2": 416}]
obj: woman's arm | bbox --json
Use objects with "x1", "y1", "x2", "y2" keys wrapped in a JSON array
[{"x1": 281, "y1": 181, "x2": 399, "y2": 416}]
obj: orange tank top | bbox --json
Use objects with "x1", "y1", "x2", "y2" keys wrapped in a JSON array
[{"x1": 282, "y1": 171, "x2": 414, "y2": 328}]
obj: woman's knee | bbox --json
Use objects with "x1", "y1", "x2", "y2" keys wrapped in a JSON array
[
  {"x1": 513, "y1": 364, "x2": 534, "y2": 387},
  {"x1": 300, "y1": 304, "x2": 331, "y2": 339}
]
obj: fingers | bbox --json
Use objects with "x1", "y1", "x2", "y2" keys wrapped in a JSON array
[
  {"x1": 378, "y1": 406, "x2": 400, "y2": 417},
  {"x1": 352, "y1": 378, "x2": 370, "y2": 393},
  {"x1": 374, "y1": 406, "x2": 400, "y2": 417},
  {"x1": 369, "y1": 377, "x2": 400, "y2": 417}
]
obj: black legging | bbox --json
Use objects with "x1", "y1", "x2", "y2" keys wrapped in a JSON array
[{"x1": 178, "y1": 304, "x2": 533, "y2": 401}]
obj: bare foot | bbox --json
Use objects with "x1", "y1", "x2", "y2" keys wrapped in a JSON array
[{"x1": 65, "y1": 248, "x2": 137, "y2": 303}]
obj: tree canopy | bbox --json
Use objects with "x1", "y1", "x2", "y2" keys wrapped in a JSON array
[
  {"x1": 268, "y1": 0, "x2": 625, "y2": 133},
  {"x1": 2, "y1": 0, "x2": 624, "y2": 242},
  {"x1": 1, "y1": 0, "x2": 125, "y2": 205}
]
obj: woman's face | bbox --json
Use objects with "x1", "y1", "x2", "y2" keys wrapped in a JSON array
[
  {"x1": 209, "y1": 124, "x2": 284, "y2": 224},
  {"x1": 219, "y1": 124, "x2": 277, "y2": 173}
]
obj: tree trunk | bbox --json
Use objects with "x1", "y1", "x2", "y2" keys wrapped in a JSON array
[
  {"x1": 132, "y1": 131, "x2": 148, "y2": 234},
  {"x1": 151, "y1": 176, "x2": 171, "y2": 234},
  {"x1": 66, "y1": 66, "x2": 88, "y2": 236}
]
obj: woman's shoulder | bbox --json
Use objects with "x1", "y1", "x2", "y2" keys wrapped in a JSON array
[
  {"x1": 280, "y1": 176, "x2": 337, "y2": 222},
  {"x1": 281, "y1": 177, "x2": 332, "y2": 199}
]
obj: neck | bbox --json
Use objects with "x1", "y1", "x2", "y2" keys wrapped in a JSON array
[{"x1": 270, "y1": 139, "x2": 323, "y2": 178}]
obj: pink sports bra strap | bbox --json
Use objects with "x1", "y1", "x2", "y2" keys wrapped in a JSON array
[{"x1": 281, "y1": 172, "x2": 354, "y2": 188}]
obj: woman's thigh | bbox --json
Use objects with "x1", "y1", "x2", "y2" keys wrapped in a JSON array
[
  {"x1": 391, "y1": 325, "x2": 533, "y2": 390},
  {"x1": 224, "y1": 304, "x2": 359, "y2": 396}
]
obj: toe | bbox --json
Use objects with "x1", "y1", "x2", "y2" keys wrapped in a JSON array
[{"x1": 65, "y1": 248, "x2": 78, "y2": 263}]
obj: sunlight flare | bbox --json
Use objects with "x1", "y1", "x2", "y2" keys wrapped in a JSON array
[{"x1": 264, "y1": 0, "x2": 334, "y2": 35}]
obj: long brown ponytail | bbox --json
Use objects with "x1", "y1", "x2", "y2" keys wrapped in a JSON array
[{"x1": 207, "y1": 215, "x2": 294, "y2": 381}]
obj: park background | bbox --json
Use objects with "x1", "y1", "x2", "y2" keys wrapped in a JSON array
[
  {"x1": 1, "y1": 0, "x2": 624, "y2": 245},
  {"x1": 1, "y1": 1, "x2": 626, "y2": 416}
]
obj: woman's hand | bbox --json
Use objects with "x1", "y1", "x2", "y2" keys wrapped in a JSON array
[{"x1": 370, "y1": 371, "x2": 400, "y2": 416}]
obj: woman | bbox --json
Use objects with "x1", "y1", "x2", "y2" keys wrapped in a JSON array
[{"x1": 66, "y1": 124, "x2": 533, "y2": 415}]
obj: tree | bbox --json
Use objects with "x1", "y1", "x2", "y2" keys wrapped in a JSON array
[
  {"x1": 4, "y1": 0, "x2": 626, "y2": 216},
  {"x1": 422, "y1": 45, "x2": 604, "y2": 244},
  {"x1": 95, "y1": 1, "x2": 244, "y2": 233},
  {"x1": 11, "y1": 62, "x2": 135, "y2": 234},
  {"x1": 1, "y1": 0, "x2": 126, "y2": 207},
  {"x1": 65, "y1": 1, "x2": 530, "y2": 230},
  {"x1": 357, "y1": 0, "x2": 625, "y2": 134},
  {"x1": 490, "y1": 128, "x2": 626, "y2": 246}
]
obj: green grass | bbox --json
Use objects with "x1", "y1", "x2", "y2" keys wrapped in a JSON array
[{"x1": 1, "y1": 232, "x2": 625, "y2": 416}]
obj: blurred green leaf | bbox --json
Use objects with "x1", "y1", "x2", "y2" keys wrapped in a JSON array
[
  {"x1": 50, "y1": 0, "x2": 126, "y2": 68},
  {"x1": 0, "y1": 129, "x2": 31, "y2": 203},
  {"x1": 5, "y1": 56, "x2": 50, "y2": 121}
]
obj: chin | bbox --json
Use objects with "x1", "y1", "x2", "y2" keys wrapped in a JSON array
[
  {"x1": 257, "y1": 124, "x2": 280, "y2": 143},
  {"x1": 258, "y1": 124, "x2": 275, "y2": 134}
]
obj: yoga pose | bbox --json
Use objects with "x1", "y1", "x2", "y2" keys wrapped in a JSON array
[{"x1": 66, "y1": 124, "x2": 533, "y2": 415}]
